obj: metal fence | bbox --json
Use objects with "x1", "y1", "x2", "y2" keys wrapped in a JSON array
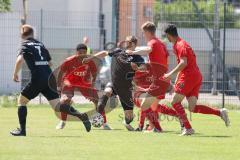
[{"x1": 0, "y1": 1, "x2": 239, "y2": 107}]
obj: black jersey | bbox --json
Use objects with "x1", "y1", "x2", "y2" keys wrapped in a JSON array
[
  {"x1": 109, "y1": 48, "x2": 144, "y2": 88},
  {"x1": 18, "y1": 38, "x2": 52, "y2": 81}
]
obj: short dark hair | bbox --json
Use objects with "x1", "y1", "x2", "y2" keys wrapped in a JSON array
[
  {"x1": 141, "y1": 21, "x2": 156, "y2": 34},
  {"x1": 76, "y1": 43, "x2": 87, "y2": 51},
  {"x1": 126, "y1": 35, "x2": 138, "y2": 45},
  {"x1": 164, "y1": 24, "x2": 178, "y2": 37},
  {"x1": 21, "y1": 24, "x2": 34, "y2": 38}
]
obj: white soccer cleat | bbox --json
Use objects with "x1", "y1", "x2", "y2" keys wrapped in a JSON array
[
  {"x1": 122, "y1": 121, "x2": 135, "y2": 131},
  {"x1": 56, "y1": 121, "x2": 66, "y2": 130},
  {"x1": 180, "y1": 128, "x2": 195, "y2": 136},
  {"x1": 102, "y1": 123, "x2": 112, "y2": 130},
  {"x1": 220, "y1": 108, "x2": 230, "y2": 127}
]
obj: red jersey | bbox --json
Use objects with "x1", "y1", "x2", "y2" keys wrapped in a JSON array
[
  {"x1": 173, "y1": 37, "x2": 200, "y2": 75},
  {"x1": 148, "y1": 37, "x2": 168, "y2": 68},
  {"x1": 59, "y1": 55, "x2": 97, "y2": 88}
]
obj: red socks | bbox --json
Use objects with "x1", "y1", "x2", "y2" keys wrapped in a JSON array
[
  {"x1": 173, "y1": 103, "x2": 192, "y2": 129},
  {"x1": 156, "y1": 104, "x2": 178, "y2": 117},
  {"x1": 61, "y1": 112, "x2": 68, "y2": 121},
  {"x1": 101, "y1": 112, "x2": 107, "y2": 123},
  {"x1": 193, "y1": 105, "x2": 220, "y2": 116}
]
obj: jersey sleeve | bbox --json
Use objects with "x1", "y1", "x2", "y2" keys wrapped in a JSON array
[
  {"x1": 44, "y1": 48, "x2": 52, "y2": 61},
  {"x1": 108, "y1": 48, "x2": 122, "y2": 57},
  {"x1": 17, "y1": 45, "x2": 30, "y2": 56},
  {"x1": 178, "y1": 46, "x2": 188, "y2": 59}
]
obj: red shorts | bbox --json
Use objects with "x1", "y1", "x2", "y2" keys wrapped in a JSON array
[
  {"x1": 61, "y1": 84, "x2": 98, "y2": 102},
  {"x1": 174, "y1": 72, "x2": 202, "y2": 98}
]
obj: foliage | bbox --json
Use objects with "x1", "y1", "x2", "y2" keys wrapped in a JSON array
[
  {"x1": 0, "y1": 0, "x2": 11, "y2": 12},
  {"x1": 154, "y1": 0, "x2": 240, "y2": 28}
]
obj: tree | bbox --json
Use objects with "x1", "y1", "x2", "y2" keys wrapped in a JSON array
[{"x1": 0, "y1": 0, "x2": 11, "y2": 12}]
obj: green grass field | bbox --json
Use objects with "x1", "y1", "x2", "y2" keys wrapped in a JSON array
[{"x1": 0, "y1": 105, "x2": 239, "y2": 160}]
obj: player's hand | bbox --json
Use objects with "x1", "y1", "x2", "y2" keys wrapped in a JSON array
[
  {"x1": 125, "y1": 50, "x2": 133, "y2": 55},
  {"x1": 131, "y1": 62, "x2": 138, "y2": 71},
  {"x1": 163, "y1": 73, "x2": 172, "y2": 81},
  {"x1": 13, "y1": 74, "x2": 20, "y2": 82}
]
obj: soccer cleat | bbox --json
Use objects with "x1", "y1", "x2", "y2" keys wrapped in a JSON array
[
  {"x1": 180, "y1": 128, "x2": 195, "y2": 136},
  {"x1": 122, "y1": 121, "x2": 135, "y2": 131},
  {"x1": 179, "y1": 118, "x2": 185, "y2": 132},
  {"x1": 102, "y1": 123, "x2": 112, "y2": 130},
  {"x1": 79, "y1": 113, "x2": 91, "y2": 132},
  {"x1": 135, "y1": 126, "x2": 143, "y2": 132},
  {"x1": 10, "y1": 128, "x2": 26, "y2": 136},
  {"x1": 220, "y1": 108, "x2": 230, "y2": 127},
  {"x1": 56, "y1": 121, "x2": 66, "y2": 130}
]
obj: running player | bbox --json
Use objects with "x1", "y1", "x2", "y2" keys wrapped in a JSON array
[
  {"x1": 10, "y1": 25, "x2": 91, "y2": 136},
  {"x1": 163, "y1": 24, "x2": 230, "y2": 135},
  {"x1": 55, "y1": 44, "x2": 111, "y2": 130},
  {"x1": 126, "y1": 21, "x2": 170, "y2": 111},
  {"x1": 83, "y1": 36, "x2": 145, "y2": 131}
]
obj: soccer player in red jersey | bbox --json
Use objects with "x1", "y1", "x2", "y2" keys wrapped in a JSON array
[
  {"x1": 163, "y1": 24, "x2": 230, "y2": 135},
  {"x1": 126, "y1": 21, "x2": 170, "y2": 111},
  {"x1": 55, "y1": 44, "x2": 111, "y2": 130},
  {"x1": 133, "y1": 69, "x2": 179, "y2": 132}
]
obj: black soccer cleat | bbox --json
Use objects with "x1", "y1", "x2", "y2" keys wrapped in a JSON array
[
  {"x1": 135, "y1": 127, "x2": 143, "y2": 132},
  {"x1": 10, "y1": 128, "x2": 26, "y2": 136},
  {"x1": 79, "y1": 113, "x2": 91, "y2": 132}
]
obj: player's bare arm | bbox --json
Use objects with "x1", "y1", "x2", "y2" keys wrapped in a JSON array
[
  {"x1": 126, "y1": 46, "x2": 152, "y2": 56},
  {"x1": 164, "y1": 57, "x2": 187, "y2": 80},
  {"x1": 82, "y1": 50, "x2": 108, "y2": 64},
  {"x1": 13, "y1": 55, "x2": 24, "y2": 82}
]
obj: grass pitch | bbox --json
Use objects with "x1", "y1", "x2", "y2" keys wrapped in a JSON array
[{"x1": 0, "y1": 104, "x2": 239, "y2": 160}]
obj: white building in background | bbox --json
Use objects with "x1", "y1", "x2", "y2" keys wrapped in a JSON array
[{"x1": 0, "y1": 0, "x2": 115, "y2": 94}]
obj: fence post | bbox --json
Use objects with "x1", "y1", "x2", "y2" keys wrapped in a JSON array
[{"x1": 222, "y1": 2, "x2": 227, "y2": 108}]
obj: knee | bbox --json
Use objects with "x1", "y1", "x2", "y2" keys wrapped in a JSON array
[
  {"x1": 60, "y1": 97, "x2": 71, "y2": 105},
  {"x1": 17, "y1": 95, "x2": 29, "y2": 106},
  {"x1": 188, "y1": 105, "x2": 196, "y2": 112}
]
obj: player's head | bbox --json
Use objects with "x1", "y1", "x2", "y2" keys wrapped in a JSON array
[
  {"x1": 21, "y1": 24, "x2": 34, "y2": 39},
  {"x1": 76, "y1": 43, "x2": 87, "y2": 55},
  {"x1": 141, "y1": 21, "x2": 156, "y2": 41},
  {"x1": 163, "y1": 24, "x2": 179, "y2": 43},
  {"x1": 125, "y1": 35, "x2": 138, "y2": 50}
]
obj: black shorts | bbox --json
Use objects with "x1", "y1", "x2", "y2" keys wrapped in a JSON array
[
  {"x1": 21, "y1": 80, "x2": 59, "y2": 101},
  {"x1": 106, "y1": 82, "x2": 134, "y2": 111}
]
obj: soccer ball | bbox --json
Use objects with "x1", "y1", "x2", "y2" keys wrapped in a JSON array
[{"x1": 91, "y1": 113, "x2": 104, "y2": 128}]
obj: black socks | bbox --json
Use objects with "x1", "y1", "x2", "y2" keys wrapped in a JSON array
[{"x1": 18, "y1": 106, "x2": 27, "y2": 132}]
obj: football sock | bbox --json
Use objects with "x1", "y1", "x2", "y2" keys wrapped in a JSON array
[
  {"x1": 61, "y1": 112, "x2": 68, "y2": 121},
  {"x1": 157, "y1": 104, "x2": 178, "y2": 117},
  {"x1": 173, "y1": 103, "x2": 192, "y2": 129},
  {"x1": 18, "y1": 106, "x2": 27, "y2": 132},
  {"x1": 97, "y1": 95, "x2": 109, "y2": 113},
  {"x1": 101, "y1": 112, "x2": 107, "y2": 123},
  {"x1": 193, "y1": 105, "x2": 221, "y2": 116}
]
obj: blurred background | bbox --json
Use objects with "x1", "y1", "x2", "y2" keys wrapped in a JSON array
[{"x1": 0, "y1": 0, "x2": 239, "y2": 107}]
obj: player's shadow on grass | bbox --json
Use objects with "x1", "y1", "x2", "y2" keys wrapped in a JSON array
[{"x1": 194, "y1": 135, "x2": 232, "y2": 138}]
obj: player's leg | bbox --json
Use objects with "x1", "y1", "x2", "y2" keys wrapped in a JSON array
[
  {"x1": 187, "y1": 97, "x2": 230, "y2": 127},
  {"x1": 10, "y1": 94, "x2": 30, "y2": 136},
  {"x1": 171, "y1": 93, "x2": 194, "y2": 136},
  {"x1": 55, "y1": 92, "x2": 73, "y2": 130},
  {"x1": 43, "y1": 86, "x2": 91, "y2": 132},
  {"x1": 10, "y1": 82, "x2": 41, "y2": 136},
  {"x1": 121, "y1": 98, "x2": 135, "y2": 131}
]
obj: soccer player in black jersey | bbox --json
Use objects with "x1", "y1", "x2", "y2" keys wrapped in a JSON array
[
  {"x1": 83, "y1": 36, "x2": 144, "y2": 131},
  {"x1": 10, "y1": 25, "x2": 91, "y2": 136}
]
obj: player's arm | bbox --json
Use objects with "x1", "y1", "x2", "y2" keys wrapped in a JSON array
[
  {"x1": 164, "y1": 57, "x2": 187, "y2": 80},
  {"x1": 13, "y1": 55, "x2": 24, "y2": 82},
  {"x1": 126, "y1": 46, "x2": 152, "y2": 56},
  {"x1": 82, "y1": 51, "x2": 108, "y2": 64}
]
